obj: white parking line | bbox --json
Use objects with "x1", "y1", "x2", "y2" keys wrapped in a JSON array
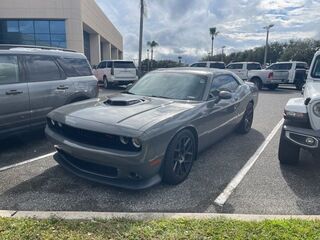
[
  {"x1": 214, "y1": 119, "x2": 284, "y2": 206},
  {"x1": 0, "y1": 152, "x2": 56, "y2": 172}
]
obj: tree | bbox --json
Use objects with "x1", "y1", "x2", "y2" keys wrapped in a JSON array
[
  {"x1": 138, "y1": 0, "x2": 146, "y2": 72},
  {"x1": 209, "y1": 27, "x2": 219, "y2": 56},
  {"x1": 147, "y1": 40, "x2": 159, "y2": 68}
]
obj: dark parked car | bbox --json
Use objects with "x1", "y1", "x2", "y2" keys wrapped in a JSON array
[
  {"x1": 46, "y1": 68, "x2": 258, "y2": 189},
  {"x1": 0, "y1": 46, "x2": 98, "y2": 139}
]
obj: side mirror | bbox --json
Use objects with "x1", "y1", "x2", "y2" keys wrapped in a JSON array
[
  {"x1": 219, "y1": 90, "x2": 232, "y2": 100},
  {"x1": 126, "y1": 83, "x2": 133, "y2": 90}
]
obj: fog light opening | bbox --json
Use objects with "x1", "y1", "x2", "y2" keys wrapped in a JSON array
[
  {"x1": 129, "y1": 172, "x2": 141, "y2": 180},
  {"x1": 306, "y1": 137, "x2": 316, "y2": 146}
]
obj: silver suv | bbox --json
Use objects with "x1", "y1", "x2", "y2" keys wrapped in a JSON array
[{"x1": 0, "y1": 46, "x2": 98, "y2": 139}]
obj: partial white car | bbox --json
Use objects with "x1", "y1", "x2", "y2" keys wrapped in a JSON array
[
  {"x1": 93, "y1": 60, "x2": 138, "y2": 88},
  {"x1": 190, "y1": 61, "x2": 225, "y2": 69},
  {"x1": 226, "y1": 62, "x2": 262, "y2": 81},
  {"x1": 279, "y1": 52, "x2": 320, "y2": 164}
]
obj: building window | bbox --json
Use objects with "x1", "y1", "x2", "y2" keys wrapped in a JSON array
[
  {"x1": 0, "y1": 19, "x2": 66, "y2": 48},
  {"x1": 83, "y1": 31, "x2": 91, "y2": 63}
]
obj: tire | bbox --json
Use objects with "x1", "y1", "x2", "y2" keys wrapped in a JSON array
[
  {"x1": 251, "y1": 77, "x2": 262, "y2": 90},
  {"x1": 278, "y1": 129, "x2": 300, "y2": 165},
  {"x1": 236, "y1": 102, "x2": 254, "y2": 134},
  {"x1": 162, "y1": 129, "x2": 197, "y2": 185},
  {"x1": 103, "y1": 76, "x2": 109, "y2": 89},
  {"x1": 295, "y1": 79, "x2": 305, "y2": 91},
  {"x1": 267, "y1": 84, "x2": 279, "y2": 90}
]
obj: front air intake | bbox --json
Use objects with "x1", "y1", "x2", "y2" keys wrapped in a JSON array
[{"x1": 105, "y1": 96, "x2": 145, "y2": 106}]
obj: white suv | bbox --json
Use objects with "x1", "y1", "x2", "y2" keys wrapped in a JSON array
[{"x1": 93, "y1": 60, "x2": 138, "y2": 88}]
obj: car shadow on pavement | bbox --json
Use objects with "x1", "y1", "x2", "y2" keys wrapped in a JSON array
[
  {"x1": 260, "y1": 88, "x2": 300, "y2": 95},
  {"x1": 0, "y1": 129, "x2": 265, "y2": 213},
  {"x1": 280, "y1": 150, "x2": 320, "y2": 215},
  {"x1": 0, "y1": 130, "x2": 54, "y2": 168}
]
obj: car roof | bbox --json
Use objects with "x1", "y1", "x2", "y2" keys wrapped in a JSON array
[
  {"x1": 152, "y1": 67, "x2": 231, "y2": 76},
  {"x1": 102, "y1": 60, "x2": 134, "y2": 62},
  {"x1": 0, "y1": 47, "x2": 86, "y2": 59},
  {"x1": 272, "y1": 61, "x2": 307, "y2": 64},
  {"x1": 228, "y1": 62, "x2": 260, "y2": 64}
]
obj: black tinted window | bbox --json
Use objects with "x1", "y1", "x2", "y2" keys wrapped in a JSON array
[
  {"x1": 98, "y1": 61, "x2": 106, "y2": 69},
  {"x1": 114, "y1": 61, "x2": 135, "y2": 68},
  {"x1": 57, "y1": 57, "x2": 92, "y2": 77},
  {"x1": 210, "y1": 74, "x2": 239, "y2": 97},
  {"x1": 25, "y1": 55, "x2": 62, "y2": 82},
  {"x1": 210, "y1": 63, "x2": 225, "y2": 69},
  {"x1": 0, "y1": 55, "x2": 19, "y2": 85},
  {"x1": 227, "y1": 64, "x2": 243, "y2": 70},
  {"x1": 247, "y1": 63, "x2": 261, "y2": 70},
  {"x1": 296, "y1": 63, "x2": 308, "y2": 69},
  {"x1": 311, "y1": 56, "x2": 320, "y2": 78},
  {"x1": 191, "y1": 63, "x2": 207, "y2": 67},
  {"x1": 107, "y1": 62, "x2": 112, "y2": 68}
]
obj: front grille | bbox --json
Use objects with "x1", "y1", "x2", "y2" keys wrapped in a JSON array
[
  {"x1": 59, "y1": 150, "x2": 118, "y2": 177},
  {"x1": 47, "y1": 118, "x2": 141, "y2": 152}
]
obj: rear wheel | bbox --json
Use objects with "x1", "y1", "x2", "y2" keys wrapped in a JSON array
[
  {"x1": 295, "y1": 78, "x2": 305, "y2": 91},
  {"x1": 163, "y1": 130, "x2": 197, "y2": 185},
  {"x1": 267, "y1": 84, "x2": 279, "y2": 90},
  {"x1": 251, "y1": 77, "x2": 262, "y2": 90},
  {"x1": 103, "y1": 76, "x2": 109, "y2": 89},
  {"x1": 236, "y1": 102, "x2": 254, "y2": 134},
  {"x1": 278, "y1": 129, "x2": 300, "y2": 165}
]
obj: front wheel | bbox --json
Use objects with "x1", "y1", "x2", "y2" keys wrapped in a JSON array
[
  {"x1": 236, "y1": 102, "x2": 254, "y2": 134},
  {"x1": 278, "y1": 129, "x2": 300, "y2": 165},
  {"x1": 103, "y1": 76, "x2": 109, "y2": 89},
  {"x1": 251, "y1": 77, "x2": 262, "y2": 90},
  {"x1": 162, "y1": 130, "x2": 197, "y2": 185}
]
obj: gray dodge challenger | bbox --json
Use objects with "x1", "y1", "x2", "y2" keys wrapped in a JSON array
[{"x1": 46, "y1": 68, "x2": 258, "y2": 189}]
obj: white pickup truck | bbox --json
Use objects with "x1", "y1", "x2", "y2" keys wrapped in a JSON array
[
  {"x1": 226, "y1": 62, "x2": 262, "y2": 81},
  {"x1": 247, "y1": 61, "x2": 308, "y2": 90}
]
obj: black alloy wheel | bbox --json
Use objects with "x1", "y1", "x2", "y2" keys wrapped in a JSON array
[
  {"x1": 163, "y1": 130, "x2": 196, "y2": 185},
  {"x1": 237, "y1": 102, "x2": 254, "y2": 134}
]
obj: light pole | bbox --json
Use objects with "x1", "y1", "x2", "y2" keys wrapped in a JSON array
[
  {"x1": 221, "y1": 46, "x2": 226, "y2": 62},
  {"x1": 147, "y1": 49, "x2": 150, "y2": 72},
  {"x1": 263, "y1": 24, "x2": 274, "y2": 66}
]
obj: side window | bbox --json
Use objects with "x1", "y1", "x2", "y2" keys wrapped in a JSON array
[
  {"x1": 209, "y1": 75, "x2": 240, "y2": 99},
  {"x1": 296, "y1": 63, "x2": 308, "y2": 69},
  {"x1": 98, "y1": 61, "x2": 106, "y2": 69},
  {"x1": 311, "y1": 56, "x2": 320, "y2": 79},
  {"x1": 191, "y1": 63, "x2": 207, "y2": 67},
  {"x1": 278, "y1": 63, "x2": 292, "y2": 70},
  {"x1": 107, "y1": 62, "x2": 113, "y2": 68},
  {"x1": 25, "y1": 55, "x2": 62, "y2": 82},
  {"x1": 0, "y1": 55, "x2": 19, "y2": 85},
  {"x1": 247, "y1": 63, "x2": 261, "y2": 70},
  {"x1": 56, "y1": 57, "x2": 92, "y2": 77}
]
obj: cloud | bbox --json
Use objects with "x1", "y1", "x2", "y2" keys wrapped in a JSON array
[{"x1": 96, "y1": 0, "x2": 320, "y2": 64}]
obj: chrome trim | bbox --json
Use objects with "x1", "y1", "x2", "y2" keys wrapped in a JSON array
[{"x1": 285, "y1": 131, "x2": 319, "y2": 148}]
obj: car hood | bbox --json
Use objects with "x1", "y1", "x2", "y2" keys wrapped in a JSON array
[{"x1": 49, "y1": 94, "x2": 197, "y2": 133}]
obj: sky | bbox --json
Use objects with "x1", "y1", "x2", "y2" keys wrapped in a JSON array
[{"x1": 96, "y1": 0, "x2": 320, "y2": 64}]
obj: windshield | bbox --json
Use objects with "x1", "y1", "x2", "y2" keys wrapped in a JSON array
[
  {"x1": 311, "y1": 56, "x2": 320, "y2": 79},
  {"x1": 128, "y1": 72, "x2": 208, "y2": 101}
]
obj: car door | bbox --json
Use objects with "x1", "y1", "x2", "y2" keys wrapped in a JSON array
[
  {"x1": 0, "y1": 54, "x2": 30, "y2": 136},
  {"x1": 199, "y1": 74, "x2": 240, "y2": 148},
  {"x1": 96, "y1": 61, "x2": 106, "y2": 81},
  {"x1": 227, "y1": 63, "x2": 245, "y2": 79},
  {"x1": 24, "y1": 55, "x2": 75, "y2": 127}
]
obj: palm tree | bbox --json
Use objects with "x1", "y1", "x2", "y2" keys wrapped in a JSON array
[
  {"x1": 138, "y1": 0, "x2": 146, "y2": 72},
  {"x1": 147, "y1": 40, "x2": 159, "y2": 68},
  {"x1": 209, "y1": 27, "x2": 219, "y2": 57}
]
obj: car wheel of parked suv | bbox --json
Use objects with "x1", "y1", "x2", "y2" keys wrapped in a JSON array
[
  {"x1": 103, "y1": 76, "x2": 109, "y2": 89},
  {"x1": 163, "y1": 129, "x2": 196, "y2": 185},
  {"x1": 237, "y1": 102, "x2": 254, "y2": 134},
  {"x1": 278, "y1": 129, "x2": 300, "y2": 165},
  {"x1": 295, "y1": 79, "x2": 305, "y2": 91},
  {"x1": 251, "y1": 77, "x2": 262, "y2": 90}
]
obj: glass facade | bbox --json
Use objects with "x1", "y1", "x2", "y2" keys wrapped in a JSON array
[
  {"x1": 83, "y1": 31, "x2": 91, "y2": 62},
  {"x1": 0, "y1": 19, "x2": 66, "y2": 48}
]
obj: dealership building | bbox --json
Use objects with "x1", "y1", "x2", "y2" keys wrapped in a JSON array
[{"x1": 0, "y1": 0, "x2": 123, "y2": 65}]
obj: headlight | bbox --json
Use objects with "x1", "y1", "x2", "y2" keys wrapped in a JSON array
[
  {"x1": 132, "y1": 138, "x2": 142, "y2": 149},
  {"x1": 284, "y1": 110, "x2": 308, "y2": 121},
  {"x1": 313, "y1": 103, "x2": 320, "y2": 117},
  {"x1": 119, "y1": 136, "x2": 129, "y2": 145}
]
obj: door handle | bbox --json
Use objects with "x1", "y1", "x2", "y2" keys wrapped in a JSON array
[
  {"x1": 56, "y1": 85, "x2": 69, "y2": 90},
  {"x1": 6, "y1": 90, "x2": 23, "y2": 95}
]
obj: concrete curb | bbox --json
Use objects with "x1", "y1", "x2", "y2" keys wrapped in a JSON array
[{"x1": 1, "y1": 211, "x2": 320, "y2": 221}]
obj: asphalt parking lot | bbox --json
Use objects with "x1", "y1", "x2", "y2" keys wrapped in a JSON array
[{"x1": 0, "y1": 86, "x2": 318, "y2": 214}]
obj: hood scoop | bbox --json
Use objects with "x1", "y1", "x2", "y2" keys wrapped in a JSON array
[{"x1": 105, "y1": 96, "x2": 146, "y2": 106}]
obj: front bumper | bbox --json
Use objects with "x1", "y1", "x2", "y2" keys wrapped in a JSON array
[
  {"x1": 283, "y1": 124, "x2": 320, "y2": 150},
  {"x1": 45, "y1": 127, "x2": 162, "y2": 190}
]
